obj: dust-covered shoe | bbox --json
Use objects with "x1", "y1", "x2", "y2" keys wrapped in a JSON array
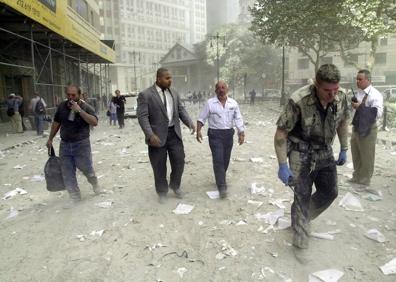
[
  {"x1": 93, "y1": 185, "x2": 106, "y2": 195},
  {"x1": 172, "y1": 188, "x2": 183, "y2": 199}
]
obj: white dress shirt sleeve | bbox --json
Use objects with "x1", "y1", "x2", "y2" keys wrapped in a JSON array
[
  {"x1": 198, "y1": 101, "x2": 210, "y2": 125},
  {"x1": 234, "y1": 103, "x2": 244, "y2": 133},
  {"x1": 371, "y1": 90, "x2": 383, "y2": 119}
]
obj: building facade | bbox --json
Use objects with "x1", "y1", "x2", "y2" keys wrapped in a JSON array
[
  {"x1": 0, "y1": 0, "x2": 115, "y2": 122},
  {"x1": 206, "y1": 0, "x2": 239, "y2": 34},
  {"x1": 238, "y1": 0, "x2": 255, "y2": 23},
  {"x1": 287, "y1": 36, "x2": 396, "y2": 90},
  {"x1": 99, "y1": 0, "x2": 207, "y2": 93}
]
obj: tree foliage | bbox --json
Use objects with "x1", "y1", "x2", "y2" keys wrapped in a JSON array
[
  {"x1": 250, "y1": 0, "x2": 396, "y2": 71},
  {"x1": 206, "y1": 23, "x2": 281, "y2": 94}
]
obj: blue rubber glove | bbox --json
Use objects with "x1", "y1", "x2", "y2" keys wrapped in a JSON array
[
  {"x1": 278, "y1": 163, "x2": 293, "y2": 185},
  {"x1": 336, "y1": 149, "x2": 347, "y2": 166}
]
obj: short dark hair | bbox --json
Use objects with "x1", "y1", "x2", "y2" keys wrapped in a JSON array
[
  {"x1": 65, "y1": 84, "x2": 81, "y2": 95},
  {"x1": 156, "y1": 67, "x2": 169, "y2": 79},
  {"x1": 358, "y1": 69, "x2": 371, "y2": 81},
  {"x1": 315, "y1": 64, "x2": 341, "y2": 84}
]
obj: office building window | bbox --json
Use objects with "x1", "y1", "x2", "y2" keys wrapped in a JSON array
[
  {"x1": 344, "y1": 54, "x2": 358, "y2": 67},
  {"x1": 375, "y1": 53, "x2": 386, "y2": 64},
  {"x1": 298, "y1": 58, "x2": 309, "y2": 69},
  {"x1": 379, "y1": 37, "x2": 388, "y2": 46},
  {"x1": 321, "y1": 57, "x2": 333, "y2": 65}
]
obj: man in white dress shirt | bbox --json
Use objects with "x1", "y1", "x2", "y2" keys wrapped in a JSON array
[
  {"x1": 196, "y1": 80, "x2": 245, "y2": 198},
  {"x1": 350, "y1": 69, "x2": 383, "y2": 186}
]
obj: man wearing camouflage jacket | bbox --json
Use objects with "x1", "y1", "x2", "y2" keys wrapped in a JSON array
[{"x1": 274, "y1": 64, "x2": 349, "y2": 249}]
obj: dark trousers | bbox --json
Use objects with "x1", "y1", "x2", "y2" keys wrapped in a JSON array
[
  {"x1": 289, "y1": 150, "x2": 338, "y2": 247},
  {"x1": 117, "y1": 109, "x2": 125, "y2": 127},
  {"x1": 59, "y1": 138, "x2": 97, "y2": 198},
  {"x1": 208, "y1": 128, "x2": 234, "y2": 191},
  {"x1": 34, "y1": 114, "x2": 44, "y2": 135},
  {"x1": 148, "y1": 127, "x2": 185, "y2": 195}
]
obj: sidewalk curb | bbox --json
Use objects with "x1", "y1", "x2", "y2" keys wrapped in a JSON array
[{"x1": 0, "y1": 135, "x2": 44, "y2": 152}]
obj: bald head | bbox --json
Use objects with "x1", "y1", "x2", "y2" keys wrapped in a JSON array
[{"x1": 215, "y1": 80, "x2": 229, "y2": 99}]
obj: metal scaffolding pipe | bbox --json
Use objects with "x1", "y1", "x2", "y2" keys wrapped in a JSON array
[
  {"x1": 0, "y1": 62, "x2": 34, "y2": 69},
  {"x1": 30, "y1": 25, "x2": 37, "y2": 92}
]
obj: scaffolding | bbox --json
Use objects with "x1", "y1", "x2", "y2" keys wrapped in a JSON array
[{"x1": 0, "y1": 4, "x2": 114, "y2": 120}]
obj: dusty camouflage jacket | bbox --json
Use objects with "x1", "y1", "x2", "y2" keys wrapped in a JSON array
[{"x1": 277, "y1": 84, "x2": 349, "y2": 147}]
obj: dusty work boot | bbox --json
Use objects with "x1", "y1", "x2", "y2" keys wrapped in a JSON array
[
  {"x1": 292, "y1": 232, "x2": 309, "y2": 249},
  {"x1": 158, "y1": 194, "x2": 167, "y2": 204},
  {"x1": 172, "y1": 188, "x2": 183, "y2": 199},
  {"x1": 92, "y1": 184, "x2": 106, "y2": 195},
  {"x1": 68, "y1": 191, "x2": 82, "y2": 202}
]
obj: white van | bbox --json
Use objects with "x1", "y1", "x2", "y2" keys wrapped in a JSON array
[
  {"x1": 384, "y1": 88, "x2": 396, "y2": 101},
  {"x1": 123, "y1": 93, "x2": 138, "y2": 118}
]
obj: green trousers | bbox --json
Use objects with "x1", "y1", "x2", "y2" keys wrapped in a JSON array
[{"x1": 350, "y1": 125, "x2": 378, "y2": 184}]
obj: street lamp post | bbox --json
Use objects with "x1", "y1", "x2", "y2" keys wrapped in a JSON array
[
  {"x1": 280, "y1": 46, "x2": 286, "y2": 106},
  {"x1": 209, "y1": 32, "x2": 226, "y2": 82},
  {"x1": 131, "y1": 51, "x2": 141, "y2": 92}
]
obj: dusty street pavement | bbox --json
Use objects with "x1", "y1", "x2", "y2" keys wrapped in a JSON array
[{"x1": 0, "y1": 102, "x2": 395, "y2": 282}]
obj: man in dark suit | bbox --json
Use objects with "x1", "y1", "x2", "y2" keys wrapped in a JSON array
[{"x1": 137, "y1": 68, "x2": 195, "y2": 203}]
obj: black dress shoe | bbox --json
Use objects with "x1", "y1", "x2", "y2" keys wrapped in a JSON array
[
  {"x1": 219, "y1": 190, "x2": 227, "y2": 199},
  {"x1": 158, "y1": 194, "x2": 167, "y2": 204},
  {"x1": 172, "y1": 188, "x2": 183, "y2": 199}
]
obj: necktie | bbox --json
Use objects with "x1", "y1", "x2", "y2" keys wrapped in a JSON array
[{"x1": 162, "y1": 89, "x2": 167, "y2": 111}]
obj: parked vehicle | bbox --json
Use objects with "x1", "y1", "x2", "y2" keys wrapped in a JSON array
[
  {"x1": 384, "y1": 88, "x2": 396, "y2": 101},
  {"x1": 123, "y1": 92, "x2": 138, "y2": 118}
]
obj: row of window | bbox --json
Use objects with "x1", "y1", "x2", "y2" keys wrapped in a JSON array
[{"x1": 297, "y1": 53, "x2": 387, "y2": 70}]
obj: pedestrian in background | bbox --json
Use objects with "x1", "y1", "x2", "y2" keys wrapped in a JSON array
[
  {"x1": 137, "y1": 68, "x2": 195, "y2": 203},
  {"x1": 46, "y1": 85, "x2": 104, "y2": 201},
  {"x1": 196, "y1": 80, "x2": 245, "y2": 199},
  {"x1": 108, "y1": 97, "x2": 117, "y2": 126},
  {"x1": 113, "y1": 90, "x2": 126, "y2": 129},
  {"x1": 29, "y1": 92, "x2": 47, "y2": 135},
  {"x1": 6, "y1": 93, "x2": 23, "y2": 133},
  {"x1": 350, "y1": 69, "x2": 383, "y2": 186}
]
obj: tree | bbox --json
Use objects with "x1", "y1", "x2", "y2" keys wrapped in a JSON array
[
  {"x1": 206, "y1": 23, "x2": 281, "y2": 96},
  {"x1": 339, "y1": 0, "x2": 396, "y2": 70},
  {"x1": 250, "y1": 0, "x2": 396, "y2": 71}
]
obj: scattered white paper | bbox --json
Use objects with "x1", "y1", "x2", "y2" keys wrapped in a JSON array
[
  {"x1": 248, "y1": 200, "x2": 264, "y2": 208},
  {"x1": 309, "y1": 269, "x2": 344, "y2": 282},
  {"x1": 95, "y1": 201, "x2": 113, "y2": 208},
  {"x1": 13, "y1": 164, "x2": 26, "y2": 169},
  {"x1": 269, "y1": 199, "x2": 289, "y2": 209},
  {"x1": 76, "y1": 234, "x2": 86, "y2": 242},
  {"x1": 6, "y1": 207, "x2": 18, "y2": 219},
  {"x1": 277, "y1": 217, "x2": 291, "y2": 230},
  {"x1": 339, "y1": 192, "x2": 364, "y2": 212},
  {"x1": 175, "y1": 267, "x2": 187, "y2": 278},
  {"x1": 206, "y1": 190, "x2": 220, "y2": 199},
  {"x1": 311, "y1": 232, "x2": 335, "y2": 240},
  {"x1": 236, "y1": 220, "x2": 247, "y2": 226},
  {"x1": 90, "y1": 230, "x2": 105, "y2": 237},
  {"x1": 250, "y1": 157, "x2": 264, "y2": 163},
  {"x1": 216, "y1": 240, "x2": 237, "y2": 259},
  {"x1": 2, "y1": 188, "x2": 28, "y2": 200},
  {"x1": 365, "y1": 229, "x2": 386, "y2": 243},
  {"x1": 255, "y1": 209, "x2": 284, "y2": 225},
  {"x1": 380, "y1": 257, "x2": 396, "y2": 275},
  {"x1": 31, "y1": 175, "x2": 45, "y2": 182},
  {"x1": 258, "y1": 225, "x2": 274, "y2": 234},
  {"x1": 172, "y1": 203, "x2": 194, "y2": 215},
  {"x1": 250, "y1": 183, "x2": 267, "y2": 195}
]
